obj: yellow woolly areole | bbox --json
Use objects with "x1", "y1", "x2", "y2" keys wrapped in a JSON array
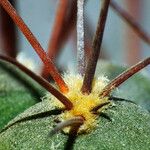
[{"x1": 45, "y1": 74, "x2": 110, "y2": 133}]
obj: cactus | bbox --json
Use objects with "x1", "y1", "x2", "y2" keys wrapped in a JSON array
[{"x1": 0, "y1": 0, "x2": 150, "y2": 149}]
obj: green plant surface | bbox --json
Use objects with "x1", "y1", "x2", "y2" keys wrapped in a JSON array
[
  {"x1": 0, "y1": 60, "x2": 150, "y2": 150},
  {"x1": 96, "y1": 60, "x2": 150, "y2": 111},
  {"x1": 0, "y1": 61, "x2": 45, "y2": 129},
  {"x1": 0, "y1": 98, "x2": 150, "y2": 150}
]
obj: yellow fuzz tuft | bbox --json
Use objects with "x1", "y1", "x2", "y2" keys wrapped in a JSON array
[{"x1": 45, "y1": 74, "x2": 111, "y2": 133}]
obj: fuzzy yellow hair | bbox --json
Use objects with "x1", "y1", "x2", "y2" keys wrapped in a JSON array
[{"x1": 45, "y1": 74, "x2": 111, "y2": 133}]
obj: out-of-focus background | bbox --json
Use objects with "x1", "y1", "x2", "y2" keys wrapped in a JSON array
[{"x1": 0, "y1": 0, "x2": 150, "y2": 75}]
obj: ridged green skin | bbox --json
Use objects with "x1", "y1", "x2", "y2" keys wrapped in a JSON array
[
  {"x1": 0, "y1": 61, "x2": 45, "y2": 129},
  {"x1": 0, "y1": 99, "x2": 150, "y2": 150},
  {"x1": 0, "y1": 60, "x2": 150, "y2": 149}
]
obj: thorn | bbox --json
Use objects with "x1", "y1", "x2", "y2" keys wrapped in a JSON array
[
  {"x1": 91, "y1": 101, "x2": 110, "y2": 112},
  {"x1": 100, "y1": 57, "x2": 150, "y2": 97},
  {"x1": 48, "y1": 116, "x2": 84, "y2": 137},
  {"x1": 81, "y1": 0, "x2": 110, "y2": 94},
  {"x1": 109, "y1": 96, "x2": 136, "y2": 104},
  {"x1": 0, "y1": 55, "x2": 73, "y2": 110}
]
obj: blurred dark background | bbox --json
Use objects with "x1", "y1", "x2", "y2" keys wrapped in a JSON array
[{"x1": 0, "y1": 0, "x2": 150, "y2": 75}]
